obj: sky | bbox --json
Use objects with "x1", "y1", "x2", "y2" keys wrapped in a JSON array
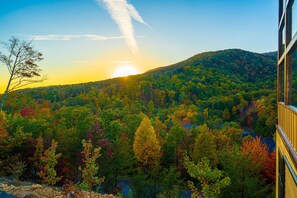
[{"x1": 0, "y1": 0, "x2": 278, "y2": 91}]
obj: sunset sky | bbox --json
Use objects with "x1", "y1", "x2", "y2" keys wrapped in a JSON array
[{"x1": 0, "y1": 0, "x2": 278, "y2": 92}]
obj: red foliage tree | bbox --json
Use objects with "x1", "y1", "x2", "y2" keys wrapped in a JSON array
[
  {"x1": 20, "y1": 107, "x2": 35, "y2": 119},
  {"x1": 264, "y1": 151, "x2": 276, "y2": 184}
]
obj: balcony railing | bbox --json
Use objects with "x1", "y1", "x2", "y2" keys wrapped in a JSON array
[{"x1": 278, "y1": 102, "x2": 297, "y2": 152}]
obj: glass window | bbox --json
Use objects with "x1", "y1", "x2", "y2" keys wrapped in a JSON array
[
  {"x1": 292, "y1": 50, "x2": 297, "y2": 106},
  {"x1": 283, "y1": 26, "x2": 286, "y2": 51},
  {"x1": 280, "y1": 25, "x2": 286, "y2": 56},
  {"x1": 293, "y1": 1, "x2": 297, "y2": 38},
  {"x1": 279, "y1": 62, "x2": 285, "y2": 102}
]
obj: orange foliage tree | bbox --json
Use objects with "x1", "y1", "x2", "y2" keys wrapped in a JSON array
[{"x1": 241, "y1": 137, "x2": 268, "y2": 172}]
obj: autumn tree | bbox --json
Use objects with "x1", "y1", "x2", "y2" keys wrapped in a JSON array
[
  {"x1": 80, "y1": 139, "x2": 104, "y2": 196},
  {"x1": 241, "y1": 137, "x2": 268, "y2": 172},
  {"x1": 219, "y1": 145, "x2": 270, "y2": 198},
  {"x1": 0, "y1": 37, "x2": 45, "y2": 109},
  {"x1": 185, "y1": 156, "x2": 230, "y2": 198},
  {"x1": 133, "y1": 115, "x2": 161, "y2": 167},
  {"x1": 39, "y1": 139, "x2": 61, "y2": 187}
]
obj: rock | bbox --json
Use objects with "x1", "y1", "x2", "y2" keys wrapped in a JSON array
[
  {"x1": 0, "y1": 183, "x2": 8, "y2": 188},
  {"x1": 31, "y1": 184, "x2": 43, "y2": 189},
  {"x1": 23, "y1": 194, "x2": 39, "y2": 198}
]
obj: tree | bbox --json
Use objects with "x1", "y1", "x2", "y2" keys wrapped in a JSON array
[
  {"x1": 39, "y1": 139, "x2": 61, "y2": 187},
  {"x1": 192, "y1": 124, "x2": 218, "y2": 167},
  {"x1": 185, "y1": 156, "x2": 230, "y2": 198},
  {"x1": 222, "y1": 108, "x2": 230, "y2": 121},
  {"x1": 219, "y1": 145, "x2": 270, "y2": 198},
  {"x1": 80, "y1": 139, "x2": 104, "y2": 197},
  {"x1": 133, "y1": 115, "x2": 161, "y2": 167},
  {"x1": 33, "y1": 137, "x2": 44, "y2": 174},
  {"x1": 4, "y1": 154, "x2": 26, "y2": 183},
  {"x1": 160, "y1": 167, "x2": 182, "y2": 198},
  {"x1": 0, "y1": 37, "x2": 45, "y2": 110},
  {"x1": 241, "y1": 137, "x2": 268, "y2": 172}
]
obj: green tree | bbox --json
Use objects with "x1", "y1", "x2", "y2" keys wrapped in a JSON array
[
  {"x1": 80, "y1": 139, "x2": 104, "y2": 197},
  {"x1": 222, "y1": 108, "x2": 230, "y2": 121},
  {"x1": 160, "y1": 166, "x2": 182, "y2": 198},
  {"x1": 133, "y1": 115, "x2": 161, "y2": 167},
  {"x1": 185, "y1": 156, "x2": 230, "y2": 198},
  {"x1": 33, "y1": 137, "x2": 44, "y2": 174},
  {"x1": 219, "y1": 146, "x2": 270, "y2": 198},
  {"x1": 192, "y1": 124, "x2": 218, "y2": 167},
  {"x1": 39, "y1": 139, "x2": 61, "y2": 187}
]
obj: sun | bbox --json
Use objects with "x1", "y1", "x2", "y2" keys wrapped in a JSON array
[{"x1": 112, "y1": 65, "x2": 138, "y2": 78}]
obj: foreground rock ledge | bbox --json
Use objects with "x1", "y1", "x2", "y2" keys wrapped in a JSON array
[{"x1": 0, "y1": 184, "x2": 116, "y2": 198}]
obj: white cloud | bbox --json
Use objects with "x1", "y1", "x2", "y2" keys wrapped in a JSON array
[
  {"x1": 98, "y1": 0, "x2": 148, "y2": 54},
  {"x1": 27, "y1": 34, "x2": 124, "y2": 41}
]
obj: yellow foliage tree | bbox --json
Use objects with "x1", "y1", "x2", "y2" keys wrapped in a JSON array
[{"x1": 133, "y1": 115, "x2": 161, "y2": 167}]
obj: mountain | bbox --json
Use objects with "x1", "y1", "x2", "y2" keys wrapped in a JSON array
[
  {"x1": 4, "y1": 49, "x2": 277, "y2": 124},
  {"x1": 147, "y1": 49, "x2": 276, "y2": 83}
]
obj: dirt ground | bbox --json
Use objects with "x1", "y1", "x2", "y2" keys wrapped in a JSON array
[{"x1": 0, "y1": 184, "x2": 117, "y2": 198}]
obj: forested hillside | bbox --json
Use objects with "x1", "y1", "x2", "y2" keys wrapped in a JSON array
[{"x1": 0, "y1": 49, "x2": 277, "y2": 197}]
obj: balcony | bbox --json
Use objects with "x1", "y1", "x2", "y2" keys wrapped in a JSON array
[{"x1": 278, "y1": 102, "x2": 297, "y2": 154}]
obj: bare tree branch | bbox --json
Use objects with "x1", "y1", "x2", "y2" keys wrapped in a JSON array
[{"x1": 0, "y1": 37, "x2": 46, "y2": 109}]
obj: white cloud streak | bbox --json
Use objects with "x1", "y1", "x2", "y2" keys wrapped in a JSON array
[
  {"x1": 27, "y1": 34, "x2": 125, "y2": 41},
  {"x1": 98, "y1": 0, "x2": 148, "y2": 54}
]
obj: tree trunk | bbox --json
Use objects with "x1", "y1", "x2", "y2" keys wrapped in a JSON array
[
  {"x1": 0, "y1": 90, "x2": 8, "y2": 110},
  {"x1": 0, "y1": 63, "x2": 15, "y2": 110}
]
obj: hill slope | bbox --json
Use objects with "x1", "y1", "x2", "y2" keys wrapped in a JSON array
[{"x1": 4, "y1": 49, "x2": 277, "y2": 128}]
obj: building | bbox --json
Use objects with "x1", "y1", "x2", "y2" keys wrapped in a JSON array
[{"x1": 277, "y1": 0, "x2": 297, "y2": 197}]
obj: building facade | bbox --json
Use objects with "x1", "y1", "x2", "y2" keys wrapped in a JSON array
[{"x1": 277, "y1": 0, "x2": 297, "y2": 197}]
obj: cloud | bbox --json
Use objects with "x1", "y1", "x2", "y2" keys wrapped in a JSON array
[
  {"x1": 98, "y1": 0, "x2": 148, "y2": 54},
  {"x1": 27, "y1": 34, "x2": 125, "y2": 41}
]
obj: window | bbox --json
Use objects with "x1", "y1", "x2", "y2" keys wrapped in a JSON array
[
  {"x1": 292, "y1": 1, "x2": 297, "y2": 38},
  {"x1": 279, "y1": 62, "x2": 285, "y2": 102},
  {"x1": 292, "y1": 50, "x2": 297, "y2": 106},
  {"x1": 280, "y1": 24, "x2": 286, "y2": 56}
]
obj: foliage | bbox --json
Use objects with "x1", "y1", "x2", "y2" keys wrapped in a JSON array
[
  {"x1": 4, "y1": 154, "x2": 26, "y2": 181},
  {"x1": 192, "y1": 124, "x2": 218, "y2": 167},
  {"x1": 241, "y1": 137, "x2": 268, "y2": 172},
  {"x1": 33, "y1": 137, "x2": 44, "y2": 173},
  {"x1": 80, "y1": 139, "x2": 104, "y2": 191},
  {"x1": 0, "y1": 49, "x2": 277, "y2": 196},
  {"x1": 38, "y1": 139, "x2": 62, "y2": 186},
  {"x1": 219, "y1": 145, "x2": 271, "y2": 198},
  {"x1": 185, "y1": 156, "x2": 231, "y2": 198},
  {"x1": 133, "y1": 115, "x2": 161, "y2": 167}
]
